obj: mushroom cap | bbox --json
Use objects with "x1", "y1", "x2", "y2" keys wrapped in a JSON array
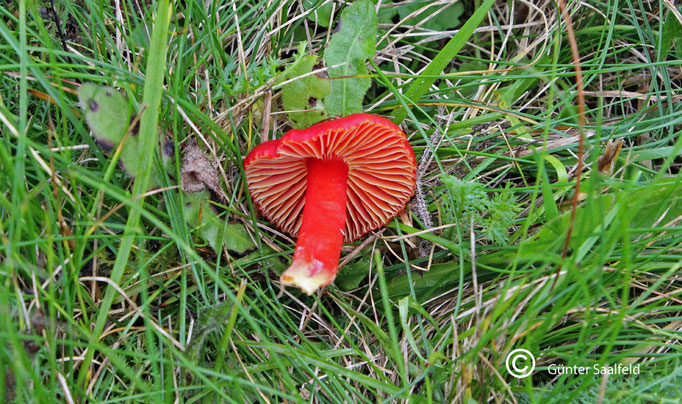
[{"x1": 244, "y1": 113, "x2": 416, "y2": 242}]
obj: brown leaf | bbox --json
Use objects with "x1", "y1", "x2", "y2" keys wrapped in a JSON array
[
  {"x1": 597, "y1": 139, "x2": 623, "y2": 173},
  {"x1": 180, "y1": 140, "x2": 227, "y2": 202}
]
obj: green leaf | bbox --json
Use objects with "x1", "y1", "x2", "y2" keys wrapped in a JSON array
[
  {"x1": 634, "y1": 146, "x2": 681, "y2": 161},
  {"x1": 397, "y1": 0, "x2": 463, "y2": 32},
  {"x1": 334, "y1": 257, "x2": 370, "y2": 291},
  {"x1": 661, "y1": 11, "x2": 682, "y2": 60},
  {"x1": 386, "y1": 261, "x2": 460, "y2": 298},
  {"x1": 224, "y1": 223, "x2": 257, "y2": 255},
  {"x1": 78, "y1": 83, "x2": 132, "y2": 148},
  {"x1": 442, "y1": 174, "x2": 490, "y2": 217},
  {"x1": 78, "y1": 83, "x2": 170, "y2": 188},
  {"x1": 440, "y1": 175, "x2": 520, "y2": 244},
  {"x1": 675, "y1": 37, "x2": 682, "y2": 60},
  {"x1": 281, "y1": 54, "x2": 331, "y2": 128},
  {"x1": 183, "y1": 191, "x2": 255, "y2": 254},
  {"x1": 398, "y1": 297, "x2": 426, "y2": 362},
  {"x1": 324, "y1": 0, "x2": 377, "y2": 116},
  {"x1": 543, "y1": 154, "x2": 568, "y2": 183},
  {"x1": 303, "y1": 0, "x2": 333, "y2": 28},
  {"x1": 377, "y1": 0, "x2": 398, "y2": 25}
]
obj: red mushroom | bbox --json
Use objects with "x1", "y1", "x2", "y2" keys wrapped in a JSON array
[{"x1": 244, "y1": 113, "x2": 416, "y2": 295}]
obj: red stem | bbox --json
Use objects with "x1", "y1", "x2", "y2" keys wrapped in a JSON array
[
  {"x1": 552, "y1": 0, "x2": 586, "y2": 291},
  {"x1": 280, "y1": 158, "x2": 349, "y2": 295}
]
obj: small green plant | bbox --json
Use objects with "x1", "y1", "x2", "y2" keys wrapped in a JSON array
[
  {"x1": 278, "y1": 0, "x2": 377, "y2": 127},
  {"x1": 441, "y1": 174, "x2": 521, "y2": 244}
]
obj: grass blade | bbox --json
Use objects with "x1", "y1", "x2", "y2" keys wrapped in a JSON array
[{"x1": 77, "y1": 0, "x2": 173, "y2": 390}]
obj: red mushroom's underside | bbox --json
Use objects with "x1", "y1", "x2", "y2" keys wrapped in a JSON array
[{"x1": 244, "y1": 114, "x2": 416, "y2": 294}]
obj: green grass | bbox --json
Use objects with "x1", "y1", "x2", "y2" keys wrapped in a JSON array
[{"x1": 1, "y1": 0, "x2": 682, "y2": 402}]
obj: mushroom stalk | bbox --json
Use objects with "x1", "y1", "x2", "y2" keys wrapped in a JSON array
[{"x1": 280, "y1": 158, "x2": 349, "y2": 294}]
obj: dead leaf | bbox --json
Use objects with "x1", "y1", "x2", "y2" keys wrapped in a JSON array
[
  {"x1": 180, "y1": 140, "x2": 227, "y2": 202},
  {"x1": 597, "y1": 139, "x2": 623, "y2": 173}
]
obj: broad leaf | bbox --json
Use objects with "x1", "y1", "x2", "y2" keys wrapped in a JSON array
[
  {"x1": 324, "y1": 0, "x2": 377, "y2": 116},
  {"x1": 281, "y1": 53, "x2": 331, "y2": 128},
  {"x1": 183, "y1": 191, "x2": 255, "y2": 254},
  {"x1": 397, "y1": 0, "x2": 463, "y2": 32},
  {"x1": 78, "y1": 83, "x2": 132, "y2": 148},
  {"x1": 334, "y1": 257, "x2": 370, "y2": 291},
  {"x1": 303, "y1": 0, "x2": 333, "y2": 28},
  {"x1": 78, "y1": 83, "x2": 171, "y2": 188}
]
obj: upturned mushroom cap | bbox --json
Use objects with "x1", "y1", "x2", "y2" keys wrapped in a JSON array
[{"x1": 244, "y1": 113, "x2": 416, "y2": 242}]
